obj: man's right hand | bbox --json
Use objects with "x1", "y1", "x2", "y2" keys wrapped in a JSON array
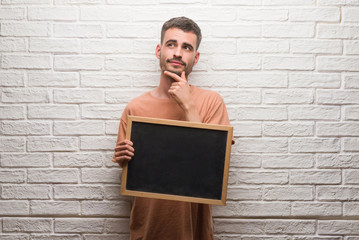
[{"x1": 112, "y1": 139, "x2": 134, "y2": 167}]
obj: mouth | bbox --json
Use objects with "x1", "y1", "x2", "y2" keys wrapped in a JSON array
[{"x1": 167, "y1": 58, "x2": 186, "y2": 67}]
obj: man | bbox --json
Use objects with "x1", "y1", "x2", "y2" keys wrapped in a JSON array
[{"x1": 112, "y1": 17, "x2": 231, "y2": 240}]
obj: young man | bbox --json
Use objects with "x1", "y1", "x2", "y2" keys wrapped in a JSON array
[{"x1": 112, "y1": 17, "x2": 231, "y2": 240}]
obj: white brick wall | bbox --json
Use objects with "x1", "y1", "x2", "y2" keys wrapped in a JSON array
[{"x1": 0, "y1": 1, "x2": 358, "y2": 239}]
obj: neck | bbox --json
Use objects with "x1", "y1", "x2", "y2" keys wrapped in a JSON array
[{"x1": 150, "y1": 71, "x2": 174, "y2": 99}]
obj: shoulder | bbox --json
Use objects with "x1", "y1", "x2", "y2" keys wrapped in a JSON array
[{"x1": 191, "y1": 85, "x2": 224, "y2": 104}]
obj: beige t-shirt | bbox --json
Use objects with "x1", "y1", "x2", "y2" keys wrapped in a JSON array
[{"x1": 115, "y1": 85, "x2": 231, "y2": 240}]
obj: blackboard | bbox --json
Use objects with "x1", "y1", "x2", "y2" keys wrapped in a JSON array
[{"x1": 120, "y1": 115, "x2": 233, "y2": 206}]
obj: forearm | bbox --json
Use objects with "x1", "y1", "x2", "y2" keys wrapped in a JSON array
[{"x1": 183, "y1": 102, "x2": 201, "y2": 123}]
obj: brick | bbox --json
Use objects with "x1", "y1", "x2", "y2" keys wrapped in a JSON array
[
  {"x1": 264, "y1": 186, "x2": 313, "y2": 200},
  {"x1": 81, "y1": 73, "x2": 131, "y2": 88},
  {"x1": 28, "y1": 169, "x2": 78, "y2": 183},
  {"x1": 262, "y1": 154, "x2": 314, "y2": 169},
  {"x1": 189, "y1": 73, "x2": 238, "y2": 88},
  {"x1": 81, "y1": 105, "x2": 123, "y2": 120},
  {"x1": 80, "y1": 136, "x2": 116, "y2": 151},
  {"x1": 238, "y1": 39, "x2": 289, "y2": 53},
  {"x1": 345, "y1": 41, "x2": 359, "y2": 55},
  {"x1": 199, "y1": 40, "x2": 236, "y2": 54},
  {"x1": 2, "y1": 55, "x2": 51, "y2": 70},
  {"x1": 0, "y1": 72, "x2": 24, "y2": 87},
  {"x1": 0, "y1": 153, "x2": 51, "y2": 168},
  {"x1": 214, "y1": 219, "x2": 265, "y2": 234},
  {"x1": 28, "y1": 72, "x2": 78, "y2": 87},
  {"x1": 289, "y1": 7, "x2": 340, "y2": 21},
  {"x1": 318, "y1": 57, "x2": 359, "y2": 71},
  {"x1": 344, "y1": 170, "x2": 359, "y2": 184},
  {"x1": 232, "y1": 122, "x2": 261, "y2": 137},
  {"x1": 1, "y1": 235, "x2": 31, "y2": 240},
  {"x1": 318, "y1": 90, "x2": 359, "y2": 104},
  {"x1": 290, "y1": 138, "x2": 340, "y2": 153},
  {"x1": 345, "y1": 73, "x2": 359, "y2": 88},
  {"x1": 81, "y1": 168, "x2": 121, "y2": 184},
  {"x1": 108, "y1": 0, "x2": 157, "y2": 4},
  {"x1": 82, "y1": 39, "x2": 132, "y2": 54},
  {"x1": 54, "y1": 121, "x2": 104, "y2": 136},
  {"x1": 0, "y1": 7, "x2": 25, "y2": 20},
  {"x1": 292, "y1": 202, "x2": 342, "y2": 216},
  {"x1": 289, "y1": 72, "x2": 341, "y2": 88},
  {"x1": 30, "y1": 235, "x2": 81, "y2": 240},
  {"x1": 30, "y1": 201, "x2": 80, "y2": 216},
  {"x1": 264, "y1": 89, "x2": 314, "y2": 104},
  {"x1": 2, "y1": 185, "x2": 50, "y2": 199},
  {"x1": 317, "y1": 154, "x2": 359, "y2": 168},
  {"x1": 230, "y1": 154, "x2": 261, "y2": 168},
  {"x1": 186, "y1": 8, "x2": 236, "y2": 21},
  {"x1": 105, "y1": 57, "x2": 157, "y2": 71},
  {"x1": 1, "y1": 22, "x2": 50, "y2": 37},
  {"x1": 54, "y1": 152, "x2": 104, "y2": 167},
  {"x1": 263, "y1": 23, "x2": 314, "y2": 38},
  {"x1": 263, "y1": 0, "x2": 314, "y2": 5},
  {"x1": 0, "y1": 170, "x2": 26, "y2": 183},
  {"x1": 30, "y1": 38, "x2": 80, "y2": 53},
  {"x1": 81, "y1": 201, "x2": 131, "y2": 217},
  {"x1": 238, "y1": 8, "x2": 288, "y2": 21},
  {"x1": 55, "y1": 219, "x2": 105, "y2": 233},
  {"x1": 318, "y1": 24, "x2": 359, "y2": 39},
  {"x1": 0, "y1": 137, "x2": 25, "y2": 152},
  {"x1": 318, "y1": 221, "x2": 359, "y2": 235},
  {"x1": 2, "y1": 121, "x2": 50, "y2": 135},
  {"x1": 318, "y1": 0, "x2": 359, "y2": 5},
  {"x1": 264, "y1": 122, "x2": 313, "y2": 137},
  {"x1": 212, "y1": 0, "x2": 261, "y2": 5},
  {"x1": 238, "y1": 72, "x2": 287, "y2": 88},
  {"x1": 344, "y1": 138, "x2": 359, "y2": 151},
  {"x1": 80, "y1": 6, "x2": 129, "y2": 21},
  {"x1": 55, "y1": 55, "x2": 103, "y2": 71},
  {"x1": 0, "y1": 38, "x2": 26, "y2": 52},
  {"x1": 317, "y1": 186, "x2": 359, "y2": 200},
  {"x1": 28, "y1": 7, "x2": 77, "y2": 20},
  {"x1": 317, "y1": 123, "x2": 359, "y2": 137},
  {"x1": 3, "y1": 218, "x2": 52, "y2": 233},
  {"x1": 226, "y1": 187, "x2": 262, "y2": 200},
  {"x1": 105, "y1": 90, "x2": 148, "y2": 104},
  {"x1": 265, "y1": 220, "x2": 316, "y2": 234},
  {"x1": 344, "y1": 202, "x2": 359, "y2": 216},
  {"x1": 28, "y1": 137, "x2": 78, "y2": 152},
  {"x1": 28, "y1": 105, "x2": 78, "y2": 120},
  {"x1": 345, "y1": 106, "x2": 359, "y2": 120},
  {"x1": 3, "y1": 0, "x2": 51, "y2": 3},
  {"x1": 290, "y1": 170, "x2": 341, "y2": 184},
  {"x1": 236, "y1": 170, "x2": 288, "y2": 184},
  {"x1": 234, "y1": 138, "x2": 287, "y2": 153},
  {"x1": 84, "y1": 235, "x2": 129, "y2": 240},
  {"x1": 343, "y1": 7, "x2": 359, "y2": 22},
  {"x1": 291, "y1": 40, "x2": 342, "y2": 54},
  {"x1": 103, "y1": 185, "x2": 123, "y2": 200},
  {"x1": 238, "y1": 107, "x2": 287, "y2": 120},
  {"x1": 133, "y1": 39, "x2": 159, "y2": 54},
  {"x1": 0, "y1": 201, "x2": 29, "y2": 215},
  {"x1": 0, "y1": 106, "x2": 25, "y2": 120},
  {"x1": 55, "y1": 0, "x2": 103, "y2": 4},
  {"x1": 211, "y1": 24, "x2": 261, "y2": 38},
  {"x1": 213, "y1": 201, "x2": 290, "y2": 217},
  {"x1": 132, "y1": 8, "x2": 185, "y2": 21},
  {"x1": 263, "y1": 56, "x2": 315, "y2": 70},
  {"x1": 107, "y1": 24, "x2": 157, "y2": 38},
  {"x1": 54, "y1": 89, "x2": 103, "y2": 104},
  {"x1": 219, "y1": 90, "x2": 260, "y2": 104},
  {"x1": 54, "y1": 24, "x2": 103, "y2": 38},
  {"x1": 54, "y1": 185, "x2": 104, "y2": 200},
  {"x1": 104, "y1": 218, "x2": 130, "y2": 234},
  {"x1": 210, "y1": 55, "x2": 261, "y2": 70},
  {"x1": 289, "y1": 106, "x2": 340, "y2": 120},
  {"x1": 2, "y1": 88, "x2": 49, "y2": 103}
]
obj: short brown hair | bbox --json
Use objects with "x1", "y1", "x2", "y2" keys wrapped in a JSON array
[{"x1": 161, "y1": 17, "x2": 202, "y2": 50}]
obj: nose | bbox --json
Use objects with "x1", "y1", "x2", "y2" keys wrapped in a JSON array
[{"x1": 174, "y1": 46, "x2": 182, "y2": 58}]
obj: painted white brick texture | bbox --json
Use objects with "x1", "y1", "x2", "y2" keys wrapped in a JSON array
[{"x1": 1, "y1": 1, "x2": 359, "y2": 239}]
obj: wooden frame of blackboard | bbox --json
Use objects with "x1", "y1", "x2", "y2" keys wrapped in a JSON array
[{"x1": 120, "y1": 115, "x2": 233, "y2": 206}]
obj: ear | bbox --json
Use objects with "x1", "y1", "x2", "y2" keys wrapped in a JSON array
[
  {"x1": 193, "y1": 51, "x2": 200, "y2": 66},
  {"x1": 155, "y1": 44, "x2": 161, "y2": 59}
]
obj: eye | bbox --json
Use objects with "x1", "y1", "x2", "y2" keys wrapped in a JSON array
[{"x1": 167, "y1": 43, "x2": 175, "y2": 48}]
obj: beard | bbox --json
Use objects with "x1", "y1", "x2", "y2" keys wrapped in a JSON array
[{"x1": 159, "y1": 55, "x2": 195, "y2": 79}]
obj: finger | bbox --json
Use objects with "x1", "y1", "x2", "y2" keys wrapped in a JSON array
[
  {"x1": 164, "y1": 71, "x2": 186, "y2": 82},
  {"x1": 181, "y1": 71, "x2": 186, "y2": 80},
  {"x1": 115, "y1": 145, "x2": 134, "y2": 153},
  {"x1": 114, "y1": 149, "x2": 134, "y2": 157},
  {"x1": 119, "y1": 139, "x2": 133, "y2": 146}
]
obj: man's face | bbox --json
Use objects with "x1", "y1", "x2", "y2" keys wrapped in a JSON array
[{"x1": 156, "y1": 28, "x2": 200, "y2": 79}]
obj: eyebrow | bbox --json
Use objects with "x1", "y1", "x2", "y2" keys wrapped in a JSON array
[{"x1": 165, "y1": 39, "x2": 194, "y2": 50}]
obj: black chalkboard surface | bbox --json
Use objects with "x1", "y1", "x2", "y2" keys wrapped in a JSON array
[{"x1": 120, "y1": 116, "x2": 233, "y2": 205}]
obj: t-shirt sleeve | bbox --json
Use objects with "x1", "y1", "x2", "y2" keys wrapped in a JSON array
[
  {"x1": 112, "y1": 106, "x2": 129, "y2": 163},
  {"x1": 203, "y1": 93, "x2": 230, "y2": 126}
]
